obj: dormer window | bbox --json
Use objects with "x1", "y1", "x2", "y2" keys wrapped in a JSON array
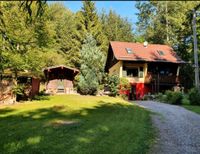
[
  {"x1": 157, "y1": 50, "x2": 165, "y2": 56},
  {"x1": 126, "y1": 48, "x2": 133, "y2": 54}
]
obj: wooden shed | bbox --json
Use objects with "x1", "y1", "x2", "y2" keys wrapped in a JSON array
[
  {"x1": 43, "y1": 65, "x2": 79, "y2": 94},
  {"x1": 0, "y1": 70, "x2": 40, "y2": 103}
]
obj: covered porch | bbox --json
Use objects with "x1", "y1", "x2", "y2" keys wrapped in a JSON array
[{"x1": 43, "y1": 65, "x2": 79, "y2": 94}]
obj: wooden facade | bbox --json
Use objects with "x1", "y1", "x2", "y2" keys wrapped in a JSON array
[
  {"x1": 0, "y1": 74, "x2": 40, "y2": 103},
  {"x1": 105, "y1": 42, "x2": 185, "y2": 100},
  {"x1": 43, "y1": 65, "x2": 79, "y2": 94}
]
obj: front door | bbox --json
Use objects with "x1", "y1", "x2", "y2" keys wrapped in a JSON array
[
  {"x1": 57, "y1": 80, "x2": 65, "y2": 93},
  {"x1": 130, "y1": 85, "x2": 136, "y2": 100}
]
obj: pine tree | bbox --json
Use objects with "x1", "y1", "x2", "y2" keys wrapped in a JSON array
[
  {"x1": 78, "y1": 34, "x2": 105, "y2": 95},
  {"x1": 75, "y1": 1, "x2": 108, "y2": 55},
  {"x1": 101, "y1": 10, "x2": 134, "y2": 42},
  {"x1": 48, "y1": 3, "x2": 80, "y2": 68}
]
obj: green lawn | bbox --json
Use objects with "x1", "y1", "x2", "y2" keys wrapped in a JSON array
[
  {"x1": 0, "y1": 95, "x2": 154, "y2": 154},
  {"x1": 182, "y1": 105, "x2": 200, "y2": 115}
]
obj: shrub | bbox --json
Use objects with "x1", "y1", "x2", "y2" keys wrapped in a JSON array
[
  {"x1": 120, "y1": 94, "x2": 129, "y2": 100},
  {"x1": 155, "y1": 93, "x2": 164, "y2": 102},
  {"x1": 77, "y1": 34, "x2": 105, "y2": 95},
  {"x1": 164, "y1": 90, "x2": 183, "y2": 105},
  {"x1": 181, "y1": 97, "x2": 190, "y2": 105},
  {"x1": 188, "y1": 88, "x2": 200, "y2": 105},
  {"x1": 161, "y1": 94, "x2": 168, "y2": 102},
  {"x1": 107, "y1": 75, "x2": 120, "y2": 97},
  {"x1": 143, "y1": 94, "x2": 154, "y2": 100},
  {"x1": 119, "y1": 78, "x2": 131, "y2": 99},
  {"x1": 120, "y1": 78, "x2": 131, "y2": 91}
]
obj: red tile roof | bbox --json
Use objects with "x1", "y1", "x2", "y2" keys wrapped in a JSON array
[{"x1": 110, "y1": 41, "x2": 185, "y2": 63}]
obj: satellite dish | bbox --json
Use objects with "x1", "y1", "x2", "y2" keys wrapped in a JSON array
[{"x1": 144, "y1": 41, "x2": 148, "y2": 47}]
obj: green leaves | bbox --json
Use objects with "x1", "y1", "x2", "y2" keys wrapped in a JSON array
[
  {"x1": 101, "y1": 10, "x2": 134, "y2": 42},
  {"x1": 76, "y1": 1, "x2": 108, "y2": 55},
  {"x1": 78, "y1": 34, "x2": 105, "y2": 95}
]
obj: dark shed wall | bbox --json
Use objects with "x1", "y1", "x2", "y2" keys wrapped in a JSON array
[{"x1": 31, "y1": 78, "x2": 40, "y2": 97}]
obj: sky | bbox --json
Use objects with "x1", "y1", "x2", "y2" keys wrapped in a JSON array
[{"x1": 49, "y1": 1, "x2": 139, "y2": 30}]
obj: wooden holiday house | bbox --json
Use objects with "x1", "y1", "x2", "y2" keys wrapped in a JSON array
[{"x1": 105, "y1": 41, "x2": 185, "y2": 100}]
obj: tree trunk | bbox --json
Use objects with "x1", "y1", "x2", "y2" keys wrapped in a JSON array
[
  {"x1": 165, "y1": 1, "x2": 169, "y2": 43},
  {"x1": 12, "y1": 71, "x2": 18, "y2": 104}
]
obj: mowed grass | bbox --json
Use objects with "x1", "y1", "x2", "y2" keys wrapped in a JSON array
[
  {"x1": 0, "y1": 95, "x2": 154, "y2": 154},
  {"x1": 182, "y1": 105, "x2": 200, "y2": 115}
]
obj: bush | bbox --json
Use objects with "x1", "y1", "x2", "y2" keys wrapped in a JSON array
[
  {"x1": 120, "y1": 94, "x2": 129, "y2": 100},
  {"x1": 155, "y1": 93, "x2": 164, "y2": 102},
  {"x1": 161, "y1": 94, "x2": 168, "y2": 102},
  {"x1": 181, "y1": 97, "x2": 190, "y2": 105},
  {"x1": 119, "y1": 78, "x2": 130, "y2": 100},
  {"x1": 120, "y1": 78, "x2": 131, "y2": 91},
  {"x1": 155, "y1": 91, "x2": 183, "y2": 105},
  {"x1": 164, "y1": 90, "x2": 183, "y2": 105},
  {"x1": 107, "y1": 75, "x2": 120, "y2": 97},
  {"x1": 188, "y1": 88, "x2": 200, "y2": 105},
  {"x1": 32, "y1": 91, "x2": 49, "y2": 101},
  {"x1": 142, "y1": 94, "x2": 154, "y2": 100}
]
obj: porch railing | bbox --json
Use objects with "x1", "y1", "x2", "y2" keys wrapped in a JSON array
[{"x1": 145, "y1": 74, "x2": 178, "y2": 84}]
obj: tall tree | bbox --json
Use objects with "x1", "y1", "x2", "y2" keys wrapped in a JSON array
[
  {"x1": 101, "y1": 10, "x2": 134, "y2": 42},
  {"x1": 75, "y1": 1, "x2": 108, "y2": 55},
  {"x1": 78, "y1": 34, "x2": 105, "y2": 95},
  {"x1": 136, "y1": 1, "x2": 200, "y2": 46},
  {"x1": 47, "y1": 3, "x2": 80, "y2": 68},
  {"x1": 135, "y1": 1, "x2": 200, "y2": 89}
]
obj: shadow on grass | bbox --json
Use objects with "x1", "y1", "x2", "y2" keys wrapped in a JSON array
[
  {"x1": 0, "y1": 108, "x2": 16, "y2": 115},
  {"x1": 0, "y1": 101, "x2": 154, "y2": 154}
]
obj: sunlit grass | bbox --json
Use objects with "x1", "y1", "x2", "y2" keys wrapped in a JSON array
[
  {"x1": 0, "y1": 95, "x2": 154, "y2": 154},
  {"x1": 182, "y1": 105, "x2": 200, "y2": 115}
]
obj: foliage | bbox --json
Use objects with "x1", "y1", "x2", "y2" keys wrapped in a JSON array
[
  {"x1": 169, "y1": 91, "x2": 183, "y2": 105},
  {"x1": 155, "y1": 91, "x2": 183, "y2": 105},
  {"x1": 143, "y1": 94, "x2": 154, "y2": 101},
  {"x1": 75, "y1": 1, "x2": 108, "y2": 55},
  {"x1": 12, "y1": 84, "x2": 25, "y2": 95},
  {"x1": 155, "y1": 93, "x2": 167, "y2": 102},
  {"x1": 118, "y1": 78, "x2": 131, "y2": 100},
  {"x1": 136, "y1": 1, "x2": 199, "y2": 45},
  {"x1": 48, "y1": 3, "x2": 80, "y2": 68},
  {"x1": 119, "y1": 77, "x2": 131, "y2": 91},
  {"x1": 135, "y1": 2, "x2": 200, "y2": 89},
  {"x1": 100, "y1": 10, "x2": 134, "y2": 42},
  {"x1": 188, "y1": 88, "x2": 200, "y2": 105},
  {"x1": 107, "y1": 74, "x2": 120, "y2": 96},
  {"x1": 78, "y1": 34, "x2": 105, "y2": 95},
  {"x1": 181, "y1": 96, "x2": 190, "y2": 105},
  {"x1": 32, "y1": 92, "x2": 49, "y2": 101}
]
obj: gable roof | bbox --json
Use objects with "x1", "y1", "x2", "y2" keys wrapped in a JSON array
[
  {"x1": 43, "y1": 65, "x2": 79, "y2": 81},
  {"x1": 43, "y1": 65, "x2": 79, "y2": 72},
  {"x1": 109, "y1": 41, "x2": 185, "y2": 63}
]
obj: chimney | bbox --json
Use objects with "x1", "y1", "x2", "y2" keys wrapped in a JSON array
[{"x1": 143, "y1": 41, "x2": 148, "y2": 47}]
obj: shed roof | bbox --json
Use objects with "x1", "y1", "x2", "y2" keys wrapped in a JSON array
[
  {"x1": 43, "y1": 65, "x2": 79, "y2": 72},
  {"x1": 43, "y1": 65, "x2": 79, "y2": 81}
]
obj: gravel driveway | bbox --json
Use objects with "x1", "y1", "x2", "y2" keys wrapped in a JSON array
[{"x1": 136, "y1": 101, "x2": 200, "y2": 154}]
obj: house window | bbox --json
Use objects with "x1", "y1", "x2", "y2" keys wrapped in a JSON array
[
  {"x1": 125, "y1": 48, "x2": 133, "y2": 54},
  {"x1": 139, "y1": 67, "x2": 144, "y2": 78},
  {"x1": 157, "y1": 50, "x2": 165, "y2": 56},
  {"x1": 127, "y1": 68, "x2": 138, "y2": 77}
]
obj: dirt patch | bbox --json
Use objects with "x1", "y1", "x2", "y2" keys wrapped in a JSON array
[
  {"x1": 51, "y1": 105, "x2": 65, "y2": 111},
  {"x1": 45, "y1": 119, "x2": 79, "y2": 127}
]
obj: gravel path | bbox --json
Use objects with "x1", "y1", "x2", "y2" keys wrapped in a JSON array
[{"x1": 135, "y1": 101, "x2": 200, "y2": 154}]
